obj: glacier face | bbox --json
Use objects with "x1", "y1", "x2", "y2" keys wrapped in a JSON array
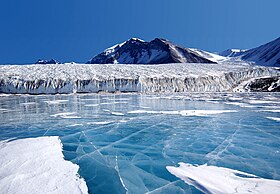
[{"x1": 0, "y1": 63, "x2": 279, "y2": 94}]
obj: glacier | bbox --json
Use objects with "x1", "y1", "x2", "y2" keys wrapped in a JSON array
[{"x1": 0, "y1": 63, "x2": 279, "y2": 94}]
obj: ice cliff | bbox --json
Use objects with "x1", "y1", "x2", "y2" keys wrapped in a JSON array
[{"x1": 0, "y1": 63, "x2": 279, "y2": 94}]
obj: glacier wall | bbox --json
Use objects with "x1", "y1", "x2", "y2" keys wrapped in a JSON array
[
  {"x1": 140, "y1": 68, "x2": 280, "y2": 92},
  {"x1": 0, "y1": 63, "x2": 279, "y2": 94},
  {"x1": 0, "y1": 78, "x2": 141, "y2": 94}
]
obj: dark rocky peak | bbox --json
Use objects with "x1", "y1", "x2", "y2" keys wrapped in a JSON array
[{"x1": 36, "y1": 59, "x2": 60, "y2": 64}]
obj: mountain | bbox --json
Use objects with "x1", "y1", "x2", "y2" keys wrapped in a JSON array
[
  {"x1": 88, "y1": 38, "x2": 216, "y2": 64},
  {"x1": 241, "y1": 37, "x2": 280, "y2": 67},
  {"x1": 219, "y1": 37, "x2": 280, "y2": 66},
  {"x1": 36, "y1": 59, "x2": 60, "y2": 64},
  {"x1": 219, "y1": 49, "x2": 247, "y2": 57}
]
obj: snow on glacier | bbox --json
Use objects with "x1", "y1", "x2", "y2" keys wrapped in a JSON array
[
  {"x1": 0, "y1": 63, "x2": 279, "y2": 94},
  {"x1": 0, "y1": 93, "x2": 280, "y2": 193},
  {"x1": 0, "y1": 136, "x2": 88, "y2": 194}
]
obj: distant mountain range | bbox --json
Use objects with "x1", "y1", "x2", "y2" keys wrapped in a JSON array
[
  {"x1": 241, "y1": 37, "x2": 280, "y2": 67},
  {"x1": 36, "y1": 59, "x2": 60, "y2": 64},
  {"x1": 219, "y1": 49, "x2": 247, "y2": 58},
  {"x1": 37, "y1": 37, "x2": 280, "y2": 66}
]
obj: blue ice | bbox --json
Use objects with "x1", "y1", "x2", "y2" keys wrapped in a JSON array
[{"x1": 0, "y1": 93, "x2": 280, "y2": 194}]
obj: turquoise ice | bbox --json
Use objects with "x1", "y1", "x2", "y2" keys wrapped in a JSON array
[{"x1": 0, "y1": 93, "x2": 279, "y2": 194}]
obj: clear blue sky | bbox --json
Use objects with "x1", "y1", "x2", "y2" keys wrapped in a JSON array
[{"x1": 0, "y1": 0, "x2": 279, "y2": 64}]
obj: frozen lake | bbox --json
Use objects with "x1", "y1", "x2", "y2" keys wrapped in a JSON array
[{"x1": 0, "y1": 93, "x2": 280, "y2": 193}]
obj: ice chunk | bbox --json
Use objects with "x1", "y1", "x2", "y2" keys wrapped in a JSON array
[
  {"x1": 249, "y1": 100, "x2": 280, "y2": 104},
  {"x1": 167, "y1": 163, "x2": 280, "y2": 194},
  {"x1": 0, "y1": 136, "x2": 88, "y2": 194},
  {"x1": 111, "y1": 112, "x2": 125, "y2": 116}
]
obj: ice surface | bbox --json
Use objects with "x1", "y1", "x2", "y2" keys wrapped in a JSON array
[
  {"x1": 0, "y1": 93, "x2": 280, "y2": 193},
  {"x1": 167, "y1": 163, "x2": 280, "y2": 194},
  {"x1": 0, "y1": 63, "x2": 280, "y2": 94},
  {"x1": 0, "y1": 136, "x2": 88, "y2": 194}
]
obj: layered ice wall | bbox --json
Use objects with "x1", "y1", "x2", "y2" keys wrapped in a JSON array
[{"x1": 0, "y1": 63, "x2": 279, "y2": 94}]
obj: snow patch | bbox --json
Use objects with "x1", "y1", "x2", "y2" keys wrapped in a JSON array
[
  {"x1": 267, "y1": 117, "x2": 280, "y2": 122},
  {"x1": 111, "y1": 112, "x2": 124, "y2": 116},
  {"x1": 0, "y1": 136, "x2": 88, "y2": 194},
  {"x1": 128, "y1": 110, "x2": 237, "y2": 116},
  {"x1": 167, "y1": 163, "x2": 280, "y2": 194}
]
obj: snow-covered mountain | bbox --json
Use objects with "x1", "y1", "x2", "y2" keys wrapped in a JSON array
[
  {"x1": 88, "y1": 38, "x2": 216, "y2": 64},
  {"x1": 36, "y1": 59, "x2": 60, "y2": 64},
  {"x1": 241, "y1": 37, "x2": 280, "y2": 67},
  {"x1": 219, "y1": 37, "x2": 280, "y2": 66},
  {"x1": 219, "y1": 49, "x2": 247, "y2": 57}
]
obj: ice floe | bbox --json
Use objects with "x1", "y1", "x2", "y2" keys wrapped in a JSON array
[
  {"x1": 267, "y1": 117, "x2": 280, "y2": 122},
  {"x1": 0, "y1": 136, "x2": 88, "y2": 194},
  {"x1": 167, "y1": 163, "x2": 280, "y2": 194},
  {"x1": 111, "y1": 112, "x2": 125, "y2": 116},
  {"x1": 87, "y1": 121, "x2": 114, "y2": 125},
  {"x1": 128, "y1": 109, "x2": 237, "y2": 116},
  {"x1": 249, "y1": 100, "x2": 280, "y2": 104}
]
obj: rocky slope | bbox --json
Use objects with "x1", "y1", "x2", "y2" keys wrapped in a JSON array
[{"x1": 88, "y1": 38, "x2": 216, "y2": 64}]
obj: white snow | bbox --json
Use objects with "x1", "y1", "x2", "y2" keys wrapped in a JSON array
[
  {"x1": 190, "y1": 48, "x2": 228, "y2": 63},
  {"x1": 50, "y1": 112, "x2": 77, "y2": 117},
  {"x1": 128, "y1": 109, "x2": 237, "y2": 116},
  {"x1": 219, "y1": 49, "x2": 247, "y2": 57},
  {"x1": 111, "y1": 112, "x2": 124, "y2": 116},
  {"x1": 267, "y1": 117, "x2": 280, "y2": 122},
  {"x1": 249, "y1": 100, "x2": 280, "y2": 104},
  {"x1": 0, "y1": 136, "x2": 88, "y2": 194},
  {"x1": 166, "y1": 163, "x2": 280, "y2": 194},
  {"x1": 87, "y1": 121, "x2": 113, "y2": 125}
]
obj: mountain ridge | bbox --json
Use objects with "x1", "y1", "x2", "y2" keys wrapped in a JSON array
[{"x1": 87, "y1": 38, "x2": 216, "y2": 64}]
